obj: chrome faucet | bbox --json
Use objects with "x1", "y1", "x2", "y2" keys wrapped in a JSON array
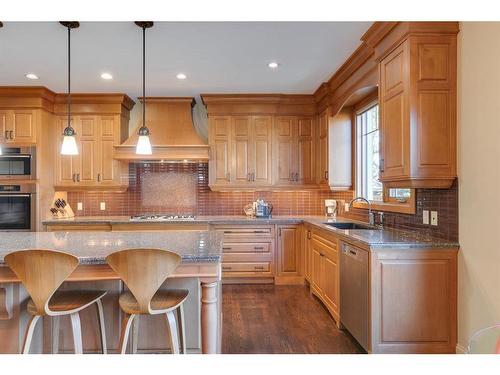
[{"x1": 349, "y1": 197, "x2": 375, "y2": 226}]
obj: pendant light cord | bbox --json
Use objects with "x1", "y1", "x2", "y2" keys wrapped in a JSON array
[
  {"x1": 142, "y1": 25, "x2": 146, "y2": 129},
  {"x1": 67, "y1": 26, "x2": 71, "y2": 130}
]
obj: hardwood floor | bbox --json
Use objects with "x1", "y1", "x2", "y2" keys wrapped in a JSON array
[{"x1": 221, "y1": 284, "x2": 365, "y2": 354}]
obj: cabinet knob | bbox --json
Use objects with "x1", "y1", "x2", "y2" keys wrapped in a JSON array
[{"x1": 380, "y1": 158, "x2": 385, "y2": 173}]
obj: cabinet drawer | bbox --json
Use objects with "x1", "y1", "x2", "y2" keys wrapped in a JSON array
[
  {"x1": 312, "y1": 236, "x2": 338, "y2": 260},
  {"x1": 221, "y1": 262, "x2": 270, "y2": 273},
  {"x1": 222, "y1": 242, "x2": 271, "y2": 253},
  {"x1": 223, "y1": 252, "x2": 272, "y2": 263},
  {"x1": 216, "y1": 225, "x2": 274, "y2": 239}
]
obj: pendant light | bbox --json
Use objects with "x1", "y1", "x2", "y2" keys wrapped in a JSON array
[
  {"x1": 60, "y1": 21, "x2": 79, "y2": 155},
  {"x1": 135, "y1": 21, "x2": 153, "y2": 155}
]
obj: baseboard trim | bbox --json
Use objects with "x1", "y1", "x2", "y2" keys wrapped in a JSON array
[{"x1": 456, "y1": 344, "x2": 467, "y2": 354}]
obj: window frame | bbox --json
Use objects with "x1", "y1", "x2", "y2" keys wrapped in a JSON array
[{"x1": 352, "y1": 94, "x2": 416, "y2": 215}]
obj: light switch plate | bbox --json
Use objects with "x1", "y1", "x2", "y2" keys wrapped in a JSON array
[
  {"x1": 344, "y1": 203, "x2": 350, "y2": 212},
  {"x1": 431, "y1": 211, "x2": 438, "y2": 226},
  {"x1": 77, "y1": 202, "x2": 83, "y2": 211},
  {"x1": 423, "y1": 210, "x2": 429, "y2": 225},
  {"x1": 100, "y1": 202, "x2": 106, "y2": 211}
]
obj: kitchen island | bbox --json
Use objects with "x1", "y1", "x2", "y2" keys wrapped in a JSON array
[{"x1": 0, "y1": 231, "x2": 223, "y2": 354}]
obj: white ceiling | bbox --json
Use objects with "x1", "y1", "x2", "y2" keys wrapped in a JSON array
[{"x1": 0, "y1": 22, "x2": 371, "y2": 101}]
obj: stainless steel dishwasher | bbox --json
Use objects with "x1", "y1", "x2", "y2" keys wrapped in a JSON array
[{"x1": 340, "y1": 241, "x2": 369, "y2": 351}]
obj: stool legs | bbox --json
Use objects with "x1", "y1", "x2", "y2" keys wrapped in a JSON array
[
  {"x1": 166, "y1": 310, "x2": 180, "y2": 354},
  {"x1": 176, "y1": 305, "x2": 186, "y2": 354},
  {"x1": 22, "y1": 315, "x2": 41, "y2": 354},
  {"x1": 70, "y1": 312, "x2": 83, "y2": 354},
  {"x1": 52, "y1": 316, "x2": 60, "y2": 354},
  {"x1": 119, "y1": 313, "x2": 136, "y2": 354},
  {"x1": 95, "y1": 299, "x2": 107, "y2": 354}
]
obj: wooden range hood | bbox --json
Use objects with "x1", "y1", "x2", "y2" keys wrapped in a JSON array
[{"x1": 114, "y1": 97, "x2": 209, "y2": 161}]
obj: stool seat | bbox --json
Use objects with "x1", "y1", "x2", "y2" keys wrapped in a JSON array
[
  {"x1": 27, "y1": 290, "x2": 108, "y2": 316},
  {"x1": 119, "y1": 289, "x2": 188, "y2": 315}
]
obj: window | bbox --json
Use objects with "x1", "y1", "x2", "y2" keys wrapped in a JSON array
[
  {"x1": 356, "y1": 103, "x2": 382, "y2": 201},
  {"x1": 354, "y1": 100, "x2": 415, "y2": 214}
]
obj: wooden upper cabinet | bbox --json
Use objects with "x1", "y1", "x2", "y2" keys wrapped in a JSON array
[
  {"x1": 297, "y1": 117, "x2": 315, "y2": 185},
  {"x1": 317, "y1": 110, "x2": 329, "y2": 186},
  {"x1": 0, "y1": 110, "x2": 37, "y2": 145},
  {"x1": 251, "y1": 116, "x2": 273, "y2": 186},
  {"x1": 231, "y1": 116, "x2": 252, "y2": 185},
  {"x1": 209, "y1": 116, "x2": 232, "y2": 187},
  {"x1": 55, "y1": 115, "x2": 126, "y2": 190},
  {"x1": 379, "y1": 34, "x2": 457, "y2": 188}
]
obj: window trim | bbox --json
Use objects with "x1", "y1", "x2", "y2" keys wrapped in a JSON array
[{"x1": 352, "y1": 95, "x2": 416, "y2": 215}]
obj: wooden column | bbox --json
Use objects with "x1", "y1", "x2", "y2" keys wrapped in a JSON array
[{"x1": 200, "y1": 280, "x2": 219, "y2": 354}]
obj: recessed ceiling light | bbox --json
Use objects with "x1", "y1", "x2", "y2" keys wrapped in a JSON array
[
  {"x1": 268, "y1": 62, "x2": 279, "y2": 69},
  {"x1": 100, "y1": 72, "x2": 113, "y2": 80},
  {"x1": 25, "y1": 73, "x2": 39, "y2": 80},
  {"x1": 176, "y1": 73, "x2": 187, "y2": 80}
]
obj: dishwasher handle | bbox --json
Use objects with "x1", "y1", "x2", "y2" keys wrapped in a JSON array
[{"x1": 341, "y1": 243, "x2": 365, "y2": 261}]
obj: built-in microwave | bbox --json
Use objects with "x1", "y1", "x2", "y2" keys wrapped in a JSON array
[
  {"x1": 0, "y1": 184, "x2": 36, "y2": 231},
  {"x1": 0, "y1": 147, "x2": 36, "y2": 180}
]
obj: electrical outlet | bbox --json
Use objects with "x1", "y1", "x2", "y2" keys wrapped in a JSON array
[
  {"x1": 77, "y1": 202, "x2": 83, "y2": 211},
  {"x1": 431, "y1": 211, "x2": 438, "y2": 226},
  {"x1": 344, "y1": 203, "x2": 350, "y2": 212},
  {"x1": 422, "y1": 210, "x2": 429, "y2": 225},
  {"x1": 100, "y1": 202, "x2": 106, "y2": 211}
]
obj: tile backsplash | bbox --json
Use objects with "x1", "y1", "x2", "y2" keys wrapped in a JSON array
[{"x1": 66, "y1": 162, "x2": 458, "y2": 241}]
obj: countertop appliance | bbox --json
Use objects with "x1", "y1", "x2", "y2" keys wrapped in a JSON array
[
  {"x1": 325, "y1": 199, "x2": 337, "y2": 218},
  {"x1": 0, "y1": 184, "x2": 36, "y2": 231},
  {"x1": 340, "y1": 242, "x2": 369, "y2": 351},
  {"x1": 130, "y1": 214, "x2": 196, "y2": 221},
  {"x1": 254, "y1": 199, "x2": 273, "y2": 218},
  {"x1": 0, "y1": 147, "x2": 36, "y2": 180}
]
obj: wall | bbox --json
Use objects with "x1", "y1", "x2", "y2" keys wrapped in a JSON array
[{"x1": 456, "y1": 22, "x2": 500, "y2": 351}]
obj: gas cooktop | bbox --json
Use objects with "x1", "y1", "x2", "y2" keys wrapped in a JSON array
[{"x1": 129, "y1": 214, "x2": 196, "y2": 221}]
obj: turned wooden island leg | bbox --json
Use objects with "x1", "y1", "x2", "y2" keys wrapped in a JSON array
[{"x1": 200, "y1": 280, "x2": 219, "y2": 354}]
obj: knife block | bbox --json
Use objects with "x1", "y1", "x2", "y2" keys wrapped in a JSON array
[{"x1": 49, "y1": 191, "x2": 75, "y2": 219}]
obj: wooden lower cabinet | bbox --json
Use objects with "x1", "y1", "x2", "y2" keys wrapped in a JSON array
[
  {"x1": 275, "y1": 225, "x2": 303, "y2": 285},
  {"x1": 303, "y1": 225, "x2": 312, "y2": 282},
  {"x1": 215, "y1": 225, "x2": 275, "y2": 283},
  {"x1": 309, "y1": 229, "x2": 340, "y2": 325}
]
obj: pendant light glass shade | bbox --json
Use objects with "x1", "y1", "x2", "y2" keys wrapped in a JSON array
[
  {"x1": 60, "y1": 21, "x2": 79, "y2": 156},
  {"x1": 135, "y1": 21, "x2": 153, "y2": 155}
]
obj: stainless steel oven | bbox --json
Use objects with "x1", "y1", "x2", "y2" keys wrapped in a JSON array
[
  {"x1": 0, "y1": 184, "x2": 36, "y2": 231},
  {"x1": 0, "y1": 147, "x2": 36, "y2": 180}
]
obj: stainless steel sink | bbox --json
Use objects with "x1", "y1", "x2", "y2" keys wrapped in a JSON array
[{"x1": 324, "y1": 222, "x2": 378, "y2": 230}]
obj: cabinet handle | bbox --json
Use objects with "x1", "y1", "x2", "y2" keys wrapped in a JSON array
[
  {"x1": 76, "y1": 174, "x2": 80, "y2": 182},
  {"x1": 307, "y1": 230, "x2": 311, "y2": 239},
  {"x1": 97, "y1": 173, "x2": 101, "y2": 182},
  {"x1": 222, "y1": 266, "x2": 232, "y2": 271},
  {"x1": 295, "y1": 173, "x2": 299, "y2": 181},
  {"x1": 9, "y1": 131, "x2": 13, "y2": 140},
  {"x1": 254, "y1": 246, "x2": 264, "y2": 250},
  {"x1": 252, "y1": 172, "x2": 255, "y2": 181},
  {"x1": 222, "y1": 247, "x2": 232, "y2": 251},
  {"x1": 254, "y1": 266, "x2": 264, "y2": 270},
  {"x1": 279, "y1": 228, "x2": 282, "y2": 236},
  {"x1": 380, "y1": 158, "x2": 385, "y2": 173},
  {"x1": 72, "y1": 174, "x2": 76, "y2": 182},
  {"x1": 223, "y1": 231, "x2": 233, "y2": 234},
  {"x1": 324, "y1": 171, "x2": 328, "y2": 180},
  {"x1": 320, "y1": 253, "x2": 325, "y2": 257},
  {"x1": 253, "y1": 230, "x2": 265, "y2": 233},
  {"x1": 247, "y1": 173, "x2": 251, "y2": 181},
  {"x1": 4, "y1": 131, "x2": 8, "y2": 139}
]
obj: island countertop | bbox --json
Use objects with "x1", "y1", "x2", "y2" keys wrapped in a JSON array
[{"x1": 0, "y1": 230, "x2": 223, "y2": 265}]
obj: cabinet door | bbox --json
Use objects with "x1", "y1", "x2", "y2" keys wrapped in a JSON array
[
  {"x1": 55, "y1": 116, "x2": 78, "y2": 186},
  {"x1": 297, "y1": 117, "x2": 315, "y2": 185},
  {"x1": 98, "y1": 116, "x2": 118, "y2": 185},
  {"x1": 209, "y1": 116, "x2": 231, "y2": 186},
  {"x1": 304, "y1": 228, "x2": 312, "y2": 282},
  {"x1": 322, "y1": 252, "x2": 339, "y2": 314},
  {"x1": 9, "y1": 110, "x2": 36, "y2": 144},
  {"x1": 252, "y1": 116, "x2": 273, "y2": 185},
  {"x1": 231, "y1": 116, "x2": 252, "y2": 185},
  {"x1": 379, "y1": 41, "x2": 410, "y2": 180},
  {"x1": 274, "y1": 117, "x2": 296, "y2": 185},
  {"x1": 77, "y1": 116, "x2": 97, "y2": 184},
  {"x1": 0, "y1": 111, "x2": 7, "y2": 143},
  {"x1": 311, "y1": 246, "x2": 323, "y2": 292},
  {"x1": 318, "y1": 110, "x2": 329, "y2": 185},
  {"x1": 277, "y1": 225, "x2": 301, "y2": 276}
]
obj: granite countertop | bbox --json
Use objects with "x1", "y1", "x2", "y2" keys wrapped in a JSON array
[
  {"x1": 42, "y1": 215, "x2": 460, "y2": 249},
  {"x1": 0, "y1": 231, "x2": 223, "y2": 265}
]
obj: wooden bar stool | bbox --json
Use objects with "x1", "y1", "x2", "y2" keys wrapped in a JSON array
[
  {"x1": 106, "y1": 249, "x2": 188, "y2": 354},
  {"x1": 5, "y1": 249, "x2": 107, "y2": 354}
]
